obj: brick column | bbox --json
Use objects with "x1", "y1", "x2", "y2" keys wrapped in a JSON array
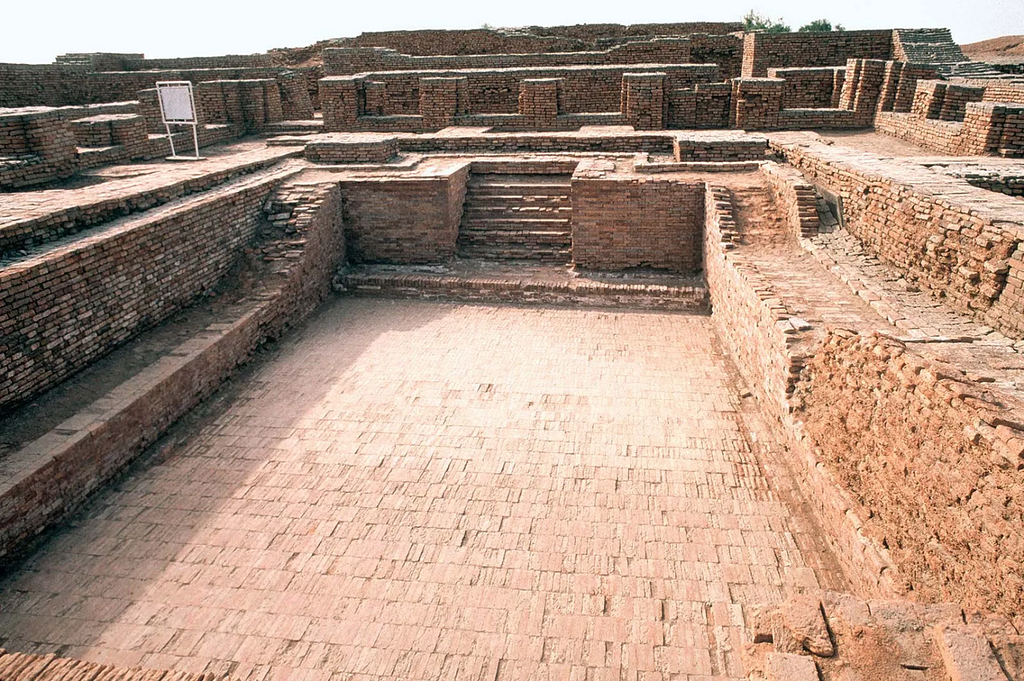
[
  {"x1": 319, "y1": 76, "x2": 360, "y2": 131},
  {"x1": 622, "y1": 72, "x2": 666, "y2": 130},
  {"x1": 518, "y1": 78, "x2": 561, "y2": 129},
  {"x1": 419, "y1": 77, "x2": 463, "y2": 130},
  {"x1": 729, "y1": 78, "x2": 783, "y2": 130}
]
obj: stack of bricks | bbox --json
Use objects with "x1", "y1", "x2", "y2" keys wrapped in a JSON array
[
  {"x1": 303, "y1": 132, "x2": 399, "y2": 163},
  {"x1": 319, "y1": 64, "x2": 719, "y2": 132},
  {"x1": 878, "y1": 80, "x2": 1024, "y2": 155},
  {"x1": 196, "y1": 79, "x2": 283, "y2": 132},
  {"x1": 759, "y1": 162, "x2": 820, "y2": 237},
  {"x1": 730, "y1": 78, "x2": 783, "y2": 130},
  {"x1": 418, "y1": 77, "x2": 468, "y2": 129},
  {"x1": 621, "y1": 72, "x2": 665, "y2": 130},
  {"x1": 939, "y1": 83, "x2": 986, "y2": 121},
  {"x1": 910, "y1": 79, "x2": 948, "y2": 118},
  {"x1": 668, "y1": 82, "x2": 732, "y2": 128},
  {"x1": 0, "y1": 107, "x2": 78, "y2": 190},
  {"x1": 518, "y1": 78, "x2": 561, "y2": 129}
]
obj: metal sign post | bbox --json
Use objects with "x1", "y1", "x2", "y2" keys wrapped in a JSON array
[{"x1": 156, "y1": 81, "x2": 202, "y2": 160}]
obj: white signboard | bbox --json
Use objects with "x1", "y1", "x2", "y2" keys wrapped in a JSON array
[
  {"x1": 158, "y1": 85, "x2": 195, "y2": 122},
  {"x1": 156, "y1": 81, "x2": 201, "y2": 160}
]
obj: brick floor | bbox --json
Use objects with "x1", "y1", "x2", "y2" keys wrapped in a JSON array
[{"x1": 0, "y1": 299, "x2": 846, "y2": 681}]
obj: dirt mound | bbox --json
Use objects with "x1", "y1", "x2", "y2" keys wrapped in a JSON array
[{"x1": 962, "y1": 34, "x2": 1024, "y2": 57}]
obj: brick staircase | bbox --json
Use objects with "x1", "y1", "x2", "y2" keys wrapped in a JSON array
[
  {"x1": 894, "y1": 28, "x2": 1004, "y2": 78},
  {"x1": 457, "y1": 172, "x2": 573, "y2": 263}
]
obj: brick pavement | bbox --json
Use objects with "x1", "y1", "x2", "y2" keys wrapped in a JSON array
[{"x1": 0, "y1": 299, "x2": 847, "y2": 681}]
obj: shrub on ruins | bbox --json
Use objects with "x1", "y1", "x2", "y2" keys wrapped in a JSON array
[
  {"x1": 798, "y1": 19, "x2": 846, "y2": 32},
  {"x1": 743, "y1": 10, "x2": 791, "y2": 33}
]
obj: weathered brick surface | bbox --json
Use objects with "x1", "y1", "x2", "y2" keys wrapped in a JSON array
[
  {"x1": 0, "y1": 166, "x2": 300, "y2": 409},
  {"x1": 793, "y1": 331, "x2": 1024, "y2": 626},
  {"x1": 339, "y1": 163, "x2": 469, "y2": 263},
  {"x1": 323, "y1": 38, "x2": 694, "y2": 76},
  {"x1": 741, "y1": 29, "x2": 893, "y2": 77},
  {"x1": 571, "y1": 162, "x2": 703, "y2": 273},
  {"x1": 0, "y1": 178, "x2": 343, "y2": 568},
  {"x1": 744, "y1": 591, "x2": 1024, "y2": 680},
  {"x1": 774, "y1": 140, "x2": 1024, "y2": 340}
]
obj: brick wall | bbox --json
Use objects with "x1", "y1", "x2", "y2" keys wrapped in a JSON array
[
  {"x1": 769, "y1": 67, "x2": 845, "y2": 108},
  {"x1": 0, "y1": 64, "x2": 287, "y2": 108},
  {"x1": 759, "y1": 162, "x2": 820, "y2": 237},
  {"x1": 0, "y1": 108, "x2": 78, "y2": 190},
  {"x1": 0, "y1": 169, "x2": 299, "y2": 410},
  {"x1": 323, "y1": 38, "x2": 693, "y2": 76},
  {"x1": 776, "y1": 142, "x2": 1024, "y2": 341},
  {"x1": 339, "y1": 163, "x2": 469, "y2": 263},
  {"x1": 341, "y1": 23, "x2": 742, "y2": 56},
  {"x1": 877, "y1": 92, "x2": 1024, "y2": 156},
  {"x1": 741, "y1": 29, "x2": 893, "y2": 77},
  {"x1": 320, "y1": 63, "x2": 718, "y2": 127},
  {"x1": 793, "y1": 330, "x2": 1024, "y2": 624},
  {"x1": 0, "y1": 179, "x2": 345, "y2": 565},
  {"x1": 689, "y1": 34, "x2": 744, "y2": 79},
  {"x1": 55, "y1": 52, "x2": 272, "y2": 70},
  {"x1": 571, "y1": 166, "x2": 703, "y2": 273}
]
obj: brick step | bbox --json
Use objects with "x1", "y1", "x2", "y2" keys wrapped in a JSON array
[
  {"x1": 462, "y1": 193, "x2": 571, "y2": 206},
  {"x1": 462, "y1": 205, "x2": 572, "y2": 219},
  {"x1": 459, "y1": 228, "x2": 571, "y2": 245},
  {"x1": 457, "y1": 244, "x2": 572, "y2": 263},
  {"x1": 460, "y1": 217, "x2": 571, "y2": 233},
  {"x1": 336, "y1": 265, "x2": 709, "y2": 311},
  {"x1": 466, "y1": 183, "x2": 571, "y2": 197}
]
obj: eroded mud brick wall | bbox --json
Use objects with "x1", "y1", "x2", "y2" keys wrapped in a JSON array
[
  {"x1": 339, "y1": 164, "x2": 470, "y2": 263},
  {"x1": 571, "y1": 172, "x2": 704, "y2": 273},
  {"x1": 793, "y1": 330, "x2": 1024, "y2": 625},
  {"x1": 741, "y1": 29, "x2": 893, "y2": 77}
]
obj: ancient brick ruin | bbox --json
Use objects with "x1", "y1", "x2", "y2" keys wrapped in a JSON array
[{"x1": 1, "y1": 19, "x2": 1023, "y2": 681}]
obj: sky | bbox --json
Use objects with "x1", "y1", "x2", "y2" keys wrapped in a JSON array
[{"x1": 1, "y1": 0, "x2": 1021, "y2": 64}]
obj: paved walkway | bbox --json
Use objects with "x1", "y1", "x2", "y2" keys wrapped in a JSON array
[{"x1": 0, "y1": 299, "x2": 846, "y2": 681}]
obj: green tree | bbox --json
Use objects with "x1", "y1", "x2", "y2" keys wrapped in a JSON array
[
  {"x1": 743, "y1": 10, "x2": 791, "y2": 33},
  {"x1": 798, "y1": 19, "x2": 845, "y2": 32}
]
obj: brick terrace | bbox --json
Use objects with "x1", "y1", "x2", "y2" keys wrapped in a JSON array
[{"x1": 0, "y1": 299, "x2": 845, "y2": 681}]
